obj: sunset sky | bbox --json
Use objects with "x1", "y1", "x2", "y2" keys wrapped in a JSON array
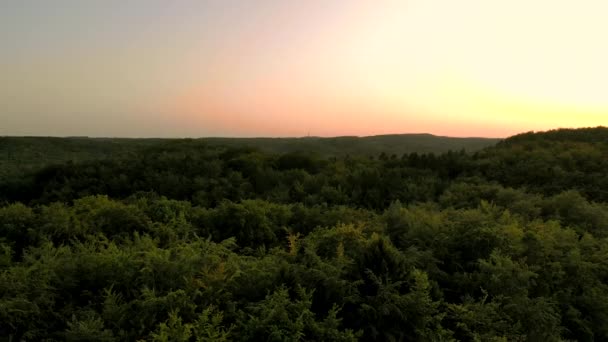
[{"x1": 1, "y1": 0, "x2": 607, "y2": 137}]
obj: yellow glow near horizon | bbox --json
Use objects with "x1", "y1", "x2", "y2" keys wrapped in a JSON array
[
  {"x1": 2, "y1": 1, "x2": 607, "y2": 137},
  {"x1": 168, "y1": 0, "x2": 608, "y2": 137}
]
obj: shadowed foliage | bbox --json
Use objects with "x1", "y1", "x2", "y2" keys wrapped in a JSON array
[{"x1": 1, "y1": 127, "x2": 608, "y2": 341}]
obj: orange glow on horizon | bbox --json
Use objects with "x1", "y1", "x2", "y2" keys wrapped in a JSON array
[
  {"x1": 161, "y1": 0, "x2": 608, "y2": 138},
  {"x1": 3, "y1": 1, "x2": 607, "y2": 137}
]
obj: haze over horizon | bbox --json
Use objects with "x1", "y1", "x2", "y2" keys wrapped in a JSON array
[{"x1": 2, "y1": 0, "x2": 607, "y2": 138}]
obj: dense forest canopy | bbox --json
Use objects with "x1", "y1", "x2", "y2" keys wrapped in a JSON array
[
  {"x1": 1, "y1": 127, "x2": 608, "y2": 341},
  {"x1": 0, "y1": 134, "x2": 499, "y2": 182}
]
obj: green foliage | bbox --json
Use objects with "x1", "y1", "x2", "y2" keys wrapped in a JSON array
[
  {"x1": 236, "y1": 286, "x2": 358, "y2": 341},
  {"x1": 64, "y1": 312, "x2": 115, "y2": 342},
  {"x1": 150, "y1": 308, "x2": 232, "y2": 342},
  {"x1": 2, "y1": 127, "x2": 608, "y2": 340}
]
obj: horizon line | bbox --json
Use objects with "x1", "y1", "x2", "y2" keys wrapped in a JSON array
[{"x1": 0, "y1": 132, "x2": 506, "y2": 140}]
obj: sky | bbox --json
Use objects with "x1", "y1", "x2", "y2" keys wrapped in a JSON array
[{"x1": 1, "y1": 0, "x2": 607, "y2": 138}]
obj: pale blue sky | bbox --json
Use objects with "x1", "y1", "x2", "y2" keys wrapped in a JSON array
[{"x1": 2, "y1": 1, "x2": 607, "y2": 137}]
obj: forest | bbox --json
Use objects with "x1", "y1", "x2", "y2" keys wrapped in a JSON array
[{"x1": 1, "y1": 127, "x2": 608, "y2": 341}]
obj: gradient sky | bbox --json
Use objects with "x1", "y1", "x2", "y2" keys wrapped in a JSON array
[{"x1": 1, "y1": 0, "x2": 607, "y2": 137}]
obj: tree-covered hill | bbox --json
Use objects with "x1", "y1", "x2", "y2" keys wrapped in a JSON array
[
  {"x1": 476, "y1": 126, "x2": 608, "y2": 201},
  {"x1": 2, "y1": 127, "x2": 608, "y2": 341},
  {"x1": 201, "y1": 134, "x2": 500, "y2": 156},
  {"x1": 0, "y1": 134, "x2": 499, "y2": 182},
  {"x1": 0, "y1": 137, "x2": 161, "y2": 183},
  {"x1": 500, "y1": 126, "x2": 608, "y2": 144}
]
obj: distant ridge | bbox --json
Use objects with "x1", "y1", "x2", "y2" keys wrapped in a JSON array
[
  {"x1": 500, "y1": 126, "x2": 608, "y2": 145},
  {"x1": 199, "y1": 133, "x2": 501, "y2": 156},
  {"x1": 0, "y1": 134, "x2": 500, "y2": 180}
]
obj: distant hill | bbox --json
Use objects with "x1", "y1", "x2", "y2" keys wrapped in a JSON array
[
  {"x1": 474, "y1": 127, "x2": 608, "y2": 201},
  {"x1": 201, "y1": 134, "x2": 500, "y2": 156},
  {"x1": 0, "y1": 134, "x2": 500, "y2": 181},
  {"x1": 0, "y1": 137, "x2": 160, "y2": 182},
  {"x1": 499, "y1": 126, "x2": 608, "y2": 145}
]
